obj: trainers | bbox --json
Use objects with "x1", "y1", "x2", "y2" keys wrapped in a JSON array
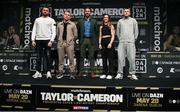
[
  {"x1": 91, "y1": 72, "x2": 96, "y2": 78},
  {"x1": 56, "y1": 73, "x2": 64, "y2": 79},
  {"x1": 46, "y1": 71, "x2": 52, "y2": 78},
  {"x1": 130, "y1": 74, "x2": 138, "y2": 80},
  {"x1": 100, "y1": 75, "x2": 106, "y2": 79},
  {"x1": 127, "y1": 75, "x2": 132, "y2": 78},
  {"x1": 115, "y1": 73, "x2": 123, "y2": 79},
  {"x1": 69, "y1": 75, "x2": 75, "y2": 79},
  {"x1": 106, "y1": 75, "x2": 112, "y2": 79},
  {"x1": 32, "y1": 71, "x2": 42, "y2": 78}
]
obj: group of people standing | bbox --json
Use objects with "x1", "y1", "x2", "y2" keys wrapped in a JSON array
[{"x1": 31, "y1": 7, "x2": 139, "y2": 80}]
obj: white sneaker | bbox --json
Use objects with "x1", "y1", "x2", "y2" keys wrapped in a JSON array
[
  {"x1": 130, "y1": 74, "x2": 138, "y2": 80},
  {"x1": 46, "y1": 71, "x2": 52, "y2": 78},
  {"x1": 115, "y1": 73, "x2": 123, "y2": 79},
  {"x1": 106, "y1": 75, "x2": 112, "y2": 79},
  {"x1": 56, "y1": 74, "x2": 64, "y2": 79},
  {"x1": 127, "y1": 75, "x2": 132, "y2": 78},
  {"x1": 32, "y1": 71, "x2": 42, "y2": 78},
  {"x1": 100, "y1": 75, "x2": 106, "y2": 79}
]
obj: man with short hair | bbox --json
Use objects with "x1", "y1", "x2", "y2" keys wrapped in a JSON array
[
  {"x1": 56, "y1": 11, "x2": 77, "y2": 79},
  {"x1": 115, "y1": 8, "x2": 139, "y2": 80},
  {"x1": 77, "y1": 7, "x2": 98, "y2": 77},
  {"x1": 31, "y1": 7, "x2": 56, "y2": 78}
]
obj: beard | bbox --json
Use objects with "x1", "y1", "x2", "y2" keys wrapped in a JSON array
[
  {"x1": 85, "y1": 14, "x2": 90, "y2": 18},
  {"x1": 42, "y1": 13, "x2": 49, "y2": 17}
]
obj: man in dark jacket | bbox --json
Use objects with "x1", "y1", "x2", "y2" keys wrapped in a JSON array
[{"x1": 77, "y1": 7, "x2": 98, "y2": 77}]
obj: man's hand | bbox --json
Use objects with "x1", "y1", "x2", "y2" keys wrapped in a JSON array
[
  {"x1": 32, "y1": 41, "x2": 36, "y2": 48},
  {"x1": 48, "y1": 41, "x2": 52, "y2": 47}
]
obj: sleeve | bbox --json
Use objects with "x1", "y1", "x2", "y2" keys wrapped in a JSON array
[
  {"x1": 31, "y1": 19, "x2": 37, "y2": 41},
  {"x1": 56, "y1": 23, "x2": 60, "y2": 40},
  {"x1": 134, "y1": 19, "x2": 139, "y2": 40},
  {"x1": 73, "y1": 23, "x2": 78, "y2": 39},
  {"x1": 116, "y1": 20, "x2": 120, "y2": 39},
  {"x1": 50, "y1": 19, "x2": 56, "y2": 42},
  {"x1": 99, "y1": 26, "x2": 102, "y2": 44},
  {"x1": 94, "y1": 20, "x2": 99, "y2": 37},
  {"x1": 76, "y1": 19, "x2": 80, "y2": 38}
]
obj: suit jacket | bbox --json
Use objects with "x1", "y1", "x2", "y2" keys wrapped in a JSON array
[{"x1": 76, "y1": 18, "x2": 98, "y2": 47}]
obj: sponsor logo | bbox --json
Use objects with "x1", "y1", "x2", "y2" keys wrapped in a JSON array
[
  {"x1": 2, "y1": 65, "x2": 8, "y2": 71},
  {"x1": 30, "y1": 57, "x2": 37, "y2": 71},
  {"x1": 73, "y1": 106, "x2": 89, "y2": 110},
  {"x1": 132, "y1": 6, "x2": 146, "y2": 20},
  {"x1": 24, "y1": 8, "x2": 32, "y2": 48},
  {"x1": 169, "y1": 99, "x2": 180, "y2": 104},
  {"x1": 0, "y1": 59, "x2": 3, "y2": 62},
  {"x1": 136, "y1": 59, "x2": 147, "y2": 73},
  {"x1": 170, "y1": 68, "x2": 180, "y2": 73},
  {"x1": 14, "y1": 65, "x2": 18, "y2": 70},
  {"x1": 153, "y1": 7, "x2": 162, "y2": 51},
  {"x1": 157, "y1": 67, "x2": 163, "y2": 74},
  {"x1": 170, "y1": 68, "x2": 175, "y2": 73}
]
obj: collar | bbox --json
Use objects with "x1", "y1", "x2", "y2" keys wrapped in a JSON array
[{"x1": 60, "y1": 20, "x2": 71, "y2": 25}]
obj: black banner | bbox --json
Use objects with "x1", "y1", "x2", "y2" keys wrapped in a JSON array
[
  {"x1": 0, "y1": 50, "x2": 180, "y2": 77},
  {"x1": 1, "y1": 85, "x2": 180, "y2": 111}
]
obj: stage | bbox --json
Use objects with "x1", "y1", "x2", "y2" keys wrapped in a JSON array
[
  {"x1": 1, "y1": 74, "x2": 180, "y2": 88},
  {"x1": 1, "y1": 0, "x2": 180, "y2": 110},
  {"x1": 1, "y1": 73, "x2": 180, "y2": 111},
  {"x1": 0, "y1": 50, "x2": 180, "y2": 111}
]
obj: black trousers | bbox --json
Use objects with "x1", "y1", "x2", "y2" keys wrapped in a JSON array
[
  {"x1": 101, "y1": 37, "x2": 115, "y2": 75},
  {"x1": 36, "y1": 40, "x2": 51, "y2": 72}
]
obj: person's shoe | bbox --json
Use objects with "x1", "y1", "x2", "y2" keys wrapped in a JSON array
[
  {"x1": 106, "y1": 75, "x2": 112, "y2": 79},
  {"x1": 115, "y1": 73, "x2": 123, "y2": 79},
  {"x1": 130, "y1": 74, "x2": 138, "y2": 80},
  {"x1": 91, "y1": 72, "x2": 96, "y2": 78},
  {"x1": 46, "y1": 71, "x2": 52, "y2": 78},
  {"x1": 32, "y1": 71, "x2": 42, "y2": 78},
  {"x1": 127, "y1": 74, "x2": 132, "y2": 78},
  {"x1": 69, "y1": 75, "x2": 75, "y2": 79},
  {"x1": 56, "y1": 73, "x2": 64, "y2": 79},
  {"x1": 100, "y1": 75, "x2": 106, "y2": 79},
  {"x1": 78, "y1": 72, "x2": 83, "y2": 77}
]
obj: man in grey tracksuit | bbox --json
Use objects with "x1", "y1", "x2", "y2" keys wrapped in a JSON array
[{"x1": 115, "y1": 8, "x2": 139, "y2": 80}]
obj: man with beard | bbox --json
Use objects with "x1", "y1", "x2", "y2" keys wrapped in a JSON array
[
  {"x1": 77, "y1": 7, "x2": 98, "y2": 77},
  {"x1": 31, "y1": 7, "x2": 56, "y2": 79}
]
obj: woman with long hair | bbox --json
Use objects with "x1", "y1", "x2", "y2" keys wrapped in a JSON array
[{"x1": 99, "y1": 14, "x2": 115, "y2": 79}]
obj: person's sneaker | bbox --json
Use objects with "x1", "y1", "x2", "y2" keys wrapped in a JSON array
[
  {"x1": 91, "y1": 72, "x2": 96, "y2": 78},
  {"x1": 115, "y1": 73, "x2": 123, "y2": 79},
  {"x1": 69, "y1": 75, "x2": 75, "y2": 79},
  {"x1": 100, "y1": 75, "x2": 106, "y2": 79},
  {"x1": 106, "y1": 75, "x2": 112, "y2": 79},
  {"x1": 127, "y1": 74, "x2": 132, "y2": 78},
  {"x1": 32, "y1": 71, "x2": 42, "y2": 78},
  {"x1": 46, "y1": 71, "x2": 52, "y2": 78},
  {"x1": 56, "y1": 73, "x2": 64, "y2": 79},
  {"x1": 130, "y1": 74, "x2": 138, "y2": 80},
  {"x1": 78, "y1": 72, "x2": 85, "y2": 77}
]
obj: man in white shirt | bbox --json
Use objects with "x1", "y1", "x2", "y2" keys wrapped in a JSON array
[
  {"x1": 115, "y1": 8, "x2": 139, "y2": 80},
  {"x1": 31, "y1": 7, "x2": 56, "y2": 78}
]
